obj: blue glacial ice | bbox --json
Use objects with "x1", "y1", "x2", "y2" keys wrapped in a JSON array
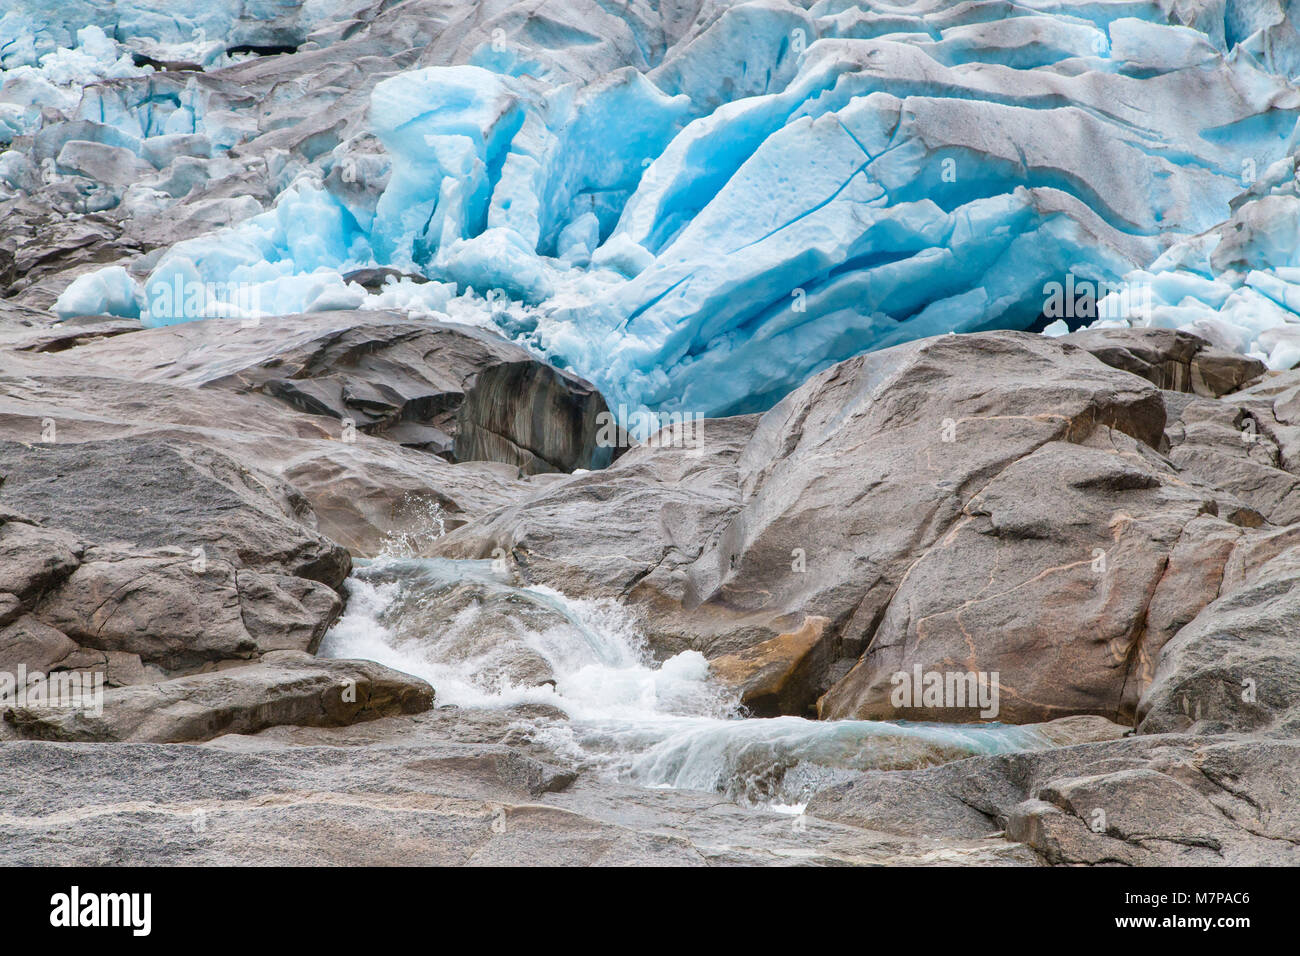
[{"x1": 18, "y1": 0, "x2": 1300, "y2": 420}]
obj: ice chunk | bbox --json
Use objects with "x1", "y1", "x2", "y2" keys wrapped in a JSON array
[
  {"x1": 53, "y1": 266, "x2": 141, "y2": 319},
  {"x1": 437, "y1": 228, "x2": 554, "y2": 305}
]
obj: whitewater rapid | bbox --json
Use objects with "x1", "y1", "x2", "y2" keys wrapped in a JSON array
[{"x1": 320, "y1": 556, "x2": 1052, "y2": 808}]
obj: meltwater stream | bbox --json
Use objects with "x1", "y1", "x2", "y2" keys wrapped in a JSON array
[{"x1": 320, "y1": 557, "x2": 1051, "y2": 808}]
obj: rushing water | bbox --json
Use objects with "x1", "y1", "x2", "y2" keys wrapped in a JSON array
[{"x1": 319, "y1": 556, "x2": 1052, "y2": 808}]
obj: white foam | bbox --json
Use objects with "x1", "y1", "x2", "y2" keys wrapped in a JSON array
[{"x1": 320, "y1": 558, "x2": 1049, "y2": 804}]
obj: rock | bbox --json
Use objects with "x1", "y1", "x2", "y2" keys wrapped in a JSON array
[
  {"x1": 51, "y1": 647, "x2": 165, "y2": 688},
  {"x1": 0, "y1": 594, "x2": 21, "y2": 628},
  {"x1": 0, "y1": 437, "x2": 350, "y2": 588},
  {"x1": 10, "y1": 316, "x2": 143, "y2": 353},
  {"x1": 1029, "y1": 715, "x2": 1132, "y2": 747},
  {"x1": 0, "y1": 435, "x2": 348, "y2": 676},
  {"x1": 0, "y1": 203, "x2": 139, "y2": 306},
  {"x1": 0, "y1": 732, "x2": 1041, "y2": 865},
  {"x1": 1218, "y1": 368, "x2": 1300, "y2": 476},
  {"x1": 1, "y1": 651, "x2": 434, "y2": 743},
  {"x1": 0, "y1": 514, "x2": 83, "y2": 603},
  {"x1": 818, "y1": 438, "x2": 1242, "y2": 724},
  {"x1": 1063, "y1": 328, "x2": 1266, "y2": 398},
  {"x1": 707, "y1": 616, "x2": 829, "y2": 717},
  {"x1": 433, "y1": 332, "x2": 1210, "y2": 721},
  {"x1": 806, "y1": 734, "x2": 1300, "y2": 865},
  {"x1": 61, "y1": 312, "x2": 613, "y2": 475},
  {"x1": 0, "y1": 367, "x2": 539, "y2": 557},
  {"x1": 54, "y1": 141, "x2": 157, "y2": 189},
  {"x1": 35, "y1": 550, "x2": 341, "y2": 670},
  {"x1": 1162, "y1": 391, "x2": 1300, "y2": 526},
  {"x1": 341, "y1": 267, "x2": 428, "y2": 291},
  {"x1": 431, "y1": 411, "x2": 759, "y2": 657},
  {"x1": 0, "y1": 738, "x2": 707, "y2": 865},
  {"x1": 1137, "y1": 543, "x2": 1300, "y2": 736},
  {"x1": 0, "y1": 614, "x2": 77, "y2": 673}
]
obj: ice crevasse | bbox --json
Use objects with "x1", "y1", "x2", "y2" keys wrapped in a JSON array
[{"x1": 38, "y1": 0, "x2": 1300, "y2": 419}]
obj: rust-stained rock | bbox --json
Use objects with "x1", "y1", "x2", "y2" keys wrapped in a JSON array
[{"x1": 708, "y1": 616, "x2": 829, "y2": 716}]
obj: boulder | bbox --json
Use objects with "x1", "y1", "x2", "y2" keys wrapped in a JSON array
[
  {"x1": 1063, "y1": 327, "x2": 1266, "y2": 398},
  {"x1": 1, "y1": 651, "x2": 434, "y2": 743},
  {"x1": 0, "y1": 437, "x2": 349, "y2": 588},
  {"x1": 818, "y1": 438, "x2": 1242, "y2": 724},
  {"x1": 434, "y1": 331, "x2": 1235, "y2": 722},
  {"x1": 0, "y1": 443, "x2": 346, "y2": 675},
  {"x1": 1138, "y1": 542, "x2": 1300, "y2": 737},
  {"x1": 35, "y1": 550, "x2": 342, "y2": 670},
  {"x1": 707, "y1": 616, "x2": 829, "y2": 717},
  {"x1": 0, "y1": 515, "x2": 82, "y2": 603},
  {"x1": 54, "y1": 141, "x2": 157, "y2": 189},
  {"x1": 0, "y1": 614, "x2": 77, "y2": 673},
  {"x1": 61, "y1": 313, "x2": 613, "y2": 475}
]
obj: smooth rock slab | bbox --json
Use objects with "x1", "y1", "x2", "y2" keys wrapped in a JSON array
[
  {"x1": 0, "y1": 736, "x2": 1037, "y2": 866},
  {"x1": 0, "y1": 369, "x2": 540, "y2": 557},
  {"x1": 806, "y1": 734, "x2": 1300, "y2": 865},
  {"x1": 0, "y1": 437, "x2": 349, "y2": 588},
  {"x1": 1, "y1": 651, "x2": 433, "y2": 743},
  {"x1": 58, "y1": 312, "x2": 613, "y2": 475}
]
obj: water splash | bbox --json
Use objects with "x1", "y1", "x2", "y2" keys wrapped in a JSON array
[
  {"x1": 320, "y1": 557, "x2": 1052, "y2": 806},
  {"x1": 376, "y1": 495, "x2": 449, "y2": 559}
]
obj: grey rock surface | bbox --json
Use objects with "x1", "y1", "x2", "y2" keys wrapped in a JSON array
[
  {"x1": 2, "y1": 650, "x2": 434, "y2": 743},
  {"x1": 806, "y1": 734, "x2": 1300, "y2": 866}
]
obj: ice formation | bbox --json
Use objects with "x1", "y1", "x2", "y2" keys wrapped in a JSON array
[{"x1": 5, "y1": 0, "x2": 1300, "y2": 418}]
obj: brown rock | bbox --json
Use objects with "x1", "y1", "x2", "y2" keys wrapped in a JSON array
[
  {"x1": 817, "y1": 437, "x2": 1240, "y2": 724},
  {"x1": 707, "y1": 616, "x2": 829, "y2": 716},
  {"x1": 36, "y1": 551, "x2": 341, "y2": 670},
  {"x1": 1063, "y1": 327, "x2": 1265, "y2": 397},
  {"x1": 0, "y1": 615, "x2": 77, "y2": 673}
]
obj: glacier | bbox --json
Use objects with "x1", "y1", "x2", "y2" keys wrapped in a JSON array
[{"x1": 5, "y1": 0, "x2": 1300, "y2": 420}]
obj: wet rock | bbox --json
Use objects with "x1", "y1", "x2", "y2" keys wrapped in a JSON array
[
  {"x1": 1030, "y1": 715, "x2": 1131, "y2": 747},
  {"x1": 434, "y1": 331, "x2": 1217, "y2": 721},
  {"x1": 708, "y1": 616, "x2": 829, "y2": 717},
  {"x1": 0, "y1": 735, "x2": 1039, "y2": 866},
  {"x1": 430, "y1": 411, "x2": 758, "y2": 656},
  {"x1": 336, "y1": 559, "x2": 595, "y2": 693}
]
